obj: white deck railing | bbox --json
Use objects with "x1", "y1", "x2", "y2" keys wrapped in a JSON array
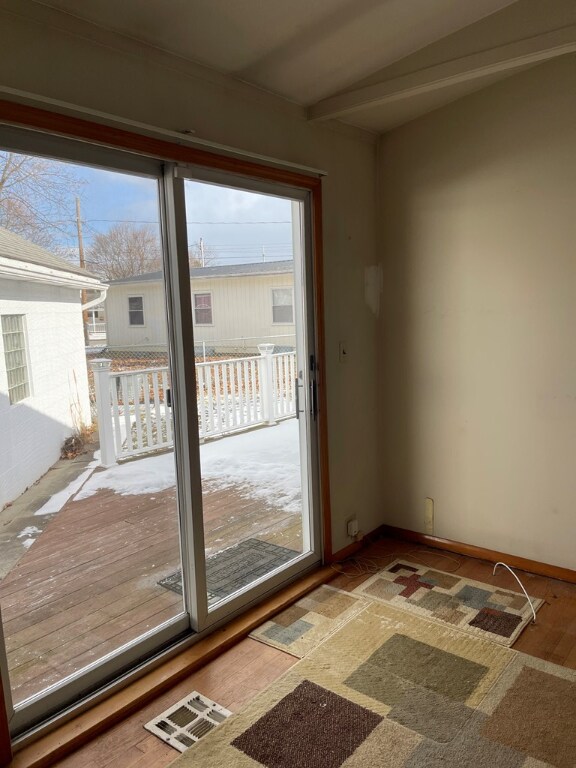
[
  {"x1": 91, "y1": 346, "x2": 297, "y2": 465},
  {"x1": 86, "y1": 321, "x2": 107, "y2": 341}
]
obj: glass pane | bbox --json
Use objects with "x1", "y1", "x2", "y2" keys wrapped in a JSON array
[
  {"x1": 0, "y1": 150, "x2": 185, "y2": 706},
  {"x1": 194, "y1": 293, "x2": 213, "y2": 325},
  {"x1": 272, "y1": 288, "x2": 292, "y2": 306},
  {"x1": 2, "y1": 315, "x2": 30, "y2": 402},
  {"x1": 184, "y1": 179, "x2": 309, "y2": 608}
]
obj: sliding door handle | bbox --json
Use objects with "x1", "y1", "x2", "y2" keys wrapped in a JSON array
[
  {"x1": 309, "y1": 379, "x2": 318, "y2": 420},
  {"x1": 295, "y1": 378, "x2": 300, "y2": 419}
]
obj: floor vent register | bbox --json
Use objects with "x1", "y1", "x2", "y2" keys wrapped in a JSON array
[{"x1": 144, "y1": 691, "x2": 232, "y2": 752}]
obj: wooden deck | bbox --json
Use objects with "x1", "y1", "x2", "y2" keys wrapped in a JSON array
[{"x1": 0, "y1": 475, "x2": 301, "y2": 706}]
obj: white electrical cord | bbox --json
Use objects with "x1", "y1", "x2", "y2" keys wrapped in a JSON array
[{"x1": 493, "y1": 562, "x2": 537, "y2": 623}]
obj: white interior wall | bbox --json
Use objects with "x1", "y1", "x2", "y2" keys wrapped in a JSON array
[
  {"x1": 378, "y1": 56, "x2": 576, "y2": 569},
  {"x1": 0, "y1": 10, "x2": 380, "y2": 553},
  {"x1": 353, "y1": 0, "x2": 576, "y2": 88}
]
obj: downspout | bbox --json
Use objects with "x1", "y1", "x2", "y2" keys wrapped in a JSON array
[{"x1": 81, "y1": 287, "x2": 108, "y2": 311}]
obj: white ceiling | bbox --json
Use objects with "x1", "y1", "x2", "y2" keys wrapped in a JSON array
[{"x1": 27, "y1": 0, "x2": 576, "y2": 132}]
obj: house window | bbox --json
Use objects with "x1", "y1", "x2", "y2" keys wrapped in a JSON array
[
  {"x1": 272, "y1": 288, "x2": 294, "y2": 324},
  {"x1": 194, "y1": 293, "x2": 213, "y2": 325},
  {"x1": 128, "y1": 296, "x2": 144, "y2": 325},
  {"x1": 2, "y1": 315, "x2": 30, "y2": 404}
]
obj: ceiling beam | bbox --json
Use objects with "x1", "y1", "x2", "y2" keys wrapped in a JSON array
[{"x1": 308, "y1": 25, "x2": 576, "y2": 121}]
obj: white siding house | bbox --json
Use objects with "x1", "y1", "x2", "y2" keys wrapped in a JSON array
[
  {"x1": 0, "y1": 228, "x2": 107, "y2": 509},
  {"x1": 105, "y1": 261, "x2": 295, "y2": 354}
]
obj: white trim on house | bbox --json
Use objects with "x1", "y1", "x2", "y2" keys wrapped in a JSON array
[
  {"x1": 0, "y1": 255, "x2": 107, "y2": 291},
  {"x1": 0, "y1": 226, "x2": 108, "y2": 295},
  {"x1": 82, "y1": 289, "x2": 108, "y2": 311}
]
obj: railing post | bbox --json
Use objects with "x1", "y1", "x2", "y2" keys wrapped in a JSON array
[
  {"x1": 90, "y1": 358, "x2": 117, "y2": 467},
  {"x1": 258, "y1": 344, "x2": 276, "y2": 425}
]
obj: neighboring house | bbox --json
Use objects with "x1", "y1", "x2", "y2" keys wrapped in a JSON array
[
  {"x1": 0, "y1": 227, "x2": 107, "y2": 509},
  {"x1": 105, "y1": 260, "x2": 295, "y2": 354}
]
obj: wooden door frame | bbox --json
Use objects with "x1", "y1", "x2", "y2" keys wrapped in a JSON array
[
  {"x1": 0, "y1": 97, "x2": 331, "y2": 559},
  {"x1": 0, "y1": 97, "x2": 332, "y2": 745}
]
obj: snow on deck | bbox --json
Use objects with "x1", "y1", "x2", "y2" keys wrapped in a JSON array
[{"x1": 76, "y1": 419, "x2": 301, "y2": 513}]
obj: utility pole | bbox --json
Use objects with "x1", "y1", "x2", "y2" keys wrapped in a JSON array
[
  {"x1": 262, "y1": 246, "x2": 266, "y2": 263},
  {"x1": 76, "y1": 197, "x2": 90, "y2": 346},
  {"x1": 199, "y1": 236, "x2": 205, "y2": 267}
]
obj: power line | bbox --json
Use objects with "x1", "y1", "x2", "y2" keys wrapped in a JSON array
[{"x1": 83, "y1": 219, "x2": 159, "y2": 224}]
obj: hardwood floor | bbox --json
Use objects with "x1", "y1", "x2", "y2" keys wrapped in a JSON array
[
  {"x1": 52, "y1": 639, "x2": 297, "y2": 768},
  {"x1": 45, "y1": 536, "x2": 576, "y2": 768},
  {"x1": 329, "y1": 537, "x2": 576, "y2": 668}
]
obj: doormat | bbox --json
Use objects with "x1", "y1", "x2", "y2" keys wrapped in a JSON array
[
  {"x1": 249, "y1": 584, "x2": 369, "y2": 658},
  {"x1": 170, "y1": 601, "x2": 576, "y2": 768},
  {"x1": 351, "y1": 560, "x2": 543, "y2": 647},
  {"x1": 158, "y1": 539, "x2": 298, "y2": 604},
  {"x1": 144, "y1": 690, "x2": 232, "y2": 753}
]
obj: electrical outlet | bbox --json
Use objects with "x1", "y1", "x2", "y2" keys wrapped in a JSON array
[
  {"x1": 346, "y1": 516, "x2": 359, "y2": 538},
  {"x1": 424, "y1": 498, "x2": 434, "y2": 534}
]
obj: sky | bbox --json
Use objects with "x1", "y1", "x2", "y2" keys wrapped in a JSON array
[{"x1": 52, "y1": 160, "x2": 294, "y2": 266}]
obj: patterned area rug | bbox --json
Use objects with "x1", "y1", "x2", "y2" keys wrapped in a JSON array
[
  {"x1": 171, "y1": 602, "x2": 576, "y2": 768},
  {"x1": 249, "y1": 585, "x2": 368, "y2": 658},
  {"x1": 158, "y1": 539, "x2": 297, "y2": 605},
  {"x1": 351, "y1": 560, "x2": 543, "y2": 646}
]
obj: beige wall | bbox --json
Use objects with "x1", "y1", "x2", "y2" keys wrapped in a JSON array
[
  {"x1": 0, "y1": 9, "x2": 380, "y2": 553},
  {"x1": 190, "y1": 274, "x2": 295, "y2": 350},
  {"x1": 378, "y1": 56, "x2": 576, "y2": 569},
  {"x1": 105, "y1": 282, "x2": 169, "y2": 349},
  {"x1": 106, "y1": 273, "x2": 295, "y2": 351}
]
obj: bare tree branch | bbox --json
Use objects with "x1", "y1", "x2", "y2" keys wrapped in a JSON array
[
  {"x1": 85, "y1": 223, "x2": 162, "y2": 280},
  {"x1": 0, "y1": 151, "x2": 83, "y2": 250}
]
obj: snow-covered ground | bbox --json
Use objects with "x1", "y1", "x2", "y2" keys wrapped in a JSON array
[
  {"x1": 75, "y1": 419, "x2": 302, "y2": 513},
  {"x1": 17, "y1": 526, "x2": 42, "y2": 549},
  {"x1": 35, "y1": 452, "x2": 101, "y2": 517},
  {"x1": 12, "y1": 420, "x2": 301, "y2": 554}
]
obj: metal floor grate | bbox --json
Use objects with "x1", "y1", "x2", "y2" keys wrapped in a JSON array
[{"x1": 144, "y1": 691, "x2": 232, "y2": 753}]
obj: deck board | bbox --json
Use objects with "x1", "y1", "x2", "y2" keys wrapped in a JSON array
[{"x1": 0, "y1": 470, "x2": 302, "y2": 705}]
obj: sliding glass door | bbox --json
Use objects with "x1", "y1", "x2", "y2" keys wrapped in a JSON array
[
  {"x1": 0, "y1": 129, "x2": 322, "y2": 738},
  {"x1": 0, "y1": 138, "x2": 190, "y2": 735},
  {"x1": 175, "y1": 169, "x2": 321, "y2": 627}
]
